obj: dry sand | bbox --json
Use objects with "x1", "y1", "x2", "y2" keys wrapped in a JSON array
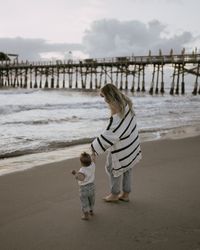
[{"x1": 0, "y1": 136, "x2": 200, "y2": 250}]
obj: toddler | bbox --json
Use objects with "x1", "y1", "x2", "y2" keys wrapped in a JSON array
[{"x1": 71, "y1": 152, "x2": 96, "y2": 220}]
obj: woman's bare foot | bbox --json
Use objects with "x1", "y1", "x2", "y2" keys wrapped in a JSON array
[
  {"x1": 103, "y1": 193, "x2": 119, "y2": 202},
  {"x1": 118, "y1": 192, "x2": 130, "y2": 202}
]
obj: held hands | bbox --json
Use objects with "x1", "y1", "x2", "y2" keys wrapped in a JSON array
[{"x1": 91, "y1": 152, "x2": 96, "y2": 162}]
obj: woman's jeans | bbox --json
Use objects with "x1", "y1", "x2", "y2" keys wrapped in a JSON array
[{"x1": 106, "y1": 153, "x2": 132, "y2": 195}]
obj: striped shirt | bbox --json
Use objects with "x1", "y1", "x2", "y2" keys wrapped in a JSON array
[{"x1": 91, "y1": 105, "x2": 142, "y2": 177}]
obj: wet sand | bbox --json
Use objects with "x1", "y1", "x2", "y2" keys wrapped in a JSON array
[{"x1": 0, "y1": 136, "x2": 200, "y2": 250}]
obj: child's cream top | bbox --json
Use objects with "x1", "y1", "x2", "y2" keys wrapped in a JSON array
[{"x1": 78, "y1": 162, "x2": 95, "y2": 186}]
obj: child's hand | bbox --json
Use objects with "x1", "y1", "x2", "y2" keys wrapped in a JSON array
[{"x1": 71, "y1": 170, "x2": 76, "y2": 175}]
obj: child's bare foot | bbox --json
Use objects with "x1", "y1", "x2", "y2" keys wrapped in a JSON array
[
  {"x1": 89, "y1": 210, "x2": 94, "y2": 216},
  {"x1": 81, "y1": 212, "x2": 89, "y2": 220}
]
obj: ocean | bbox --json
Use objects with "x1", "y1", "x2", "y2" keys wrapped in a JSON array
[{"x1": 0, "y1": 88, "x2": 200, "y2": 176}]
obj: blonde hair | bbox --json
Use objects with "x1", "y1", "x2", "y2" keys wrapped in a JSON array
[{"x1": 100, "y1": 84, "x2": 133, "y2": 117}]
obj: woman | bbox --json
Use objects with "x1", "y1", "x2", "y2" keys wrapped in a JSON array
[{"x1": 91, "y1": 83, "x2": 142, "y2": 202}]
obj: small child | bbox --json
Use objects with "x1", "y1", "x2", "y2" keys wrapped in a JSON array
[{"x1": 71, "y1": 152, "x2": 96, "y2": 220}]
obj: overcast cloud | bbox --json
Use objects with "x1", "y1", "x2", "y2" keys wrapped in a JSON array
[
  {"x1": 82, "y1": 19, "x2": 196, "y2": 57},
  {"x1": 0, "y1": 37, "x2": 83, "y2": 61},
  {"x1": 0, "y1": 18, "x2": 197, "y2": 61}
]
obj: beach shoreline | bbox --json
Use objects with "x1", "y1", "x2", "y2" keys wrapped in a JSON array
[
  {"x1": 0, "y1": 135, "x2": 200, "y2": 250},
  {"x1": 0, "y1": 123, "x2": 200, "y2": 177}
]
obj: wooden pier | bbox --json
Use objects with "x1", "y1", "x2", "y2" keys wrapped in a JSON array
[{"x1": 0, "y1": 50, "x2": 200, "y2": 95}]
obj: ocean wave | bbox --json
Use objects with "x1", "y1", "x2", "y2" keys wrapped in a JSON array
[
  {"x1": 1, "y1": 116, "x2": 107, "y2": 126},
  {"x1": 139, "y1": 128, "x2": 171, "y2": 133},
  {"x1": 0, "y1": 101, "x2": 104, "y2": 115},
  {"x1": 2, "y1": 116, "x2": 81, "y2": 125},
  {"x1": 47, "y1": 138, "x2": 95, "y2": 149},
  {"x1": 0, "y1": 137, "x2": 95, "y2": 159},
  {"x1": 139, "y1": 123, "x2": 200, "y2": 134},
  {"x1": 0, "y1": 89, "x2": 39, "y2": 95},
  {"x1": 0, "y1": 148, "x2": 44, "y2": 159}
]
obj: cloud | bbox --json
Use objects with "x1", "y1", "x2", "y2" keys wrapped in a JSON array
[
  {"x1": 82, "y1": 19, "x2": 197, "y2": 57},
  {"x1": 0, "y1": 37, "x2": 83, "y2": 61},
  {"x1": 0, "y1": 19, "x2": 198, "y2": 61}
]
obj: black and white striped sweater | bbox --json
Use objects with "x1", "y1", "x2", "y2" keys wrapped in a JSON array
[{"x1": 91, "y1": 105, "x2": 142, "y2": 177}]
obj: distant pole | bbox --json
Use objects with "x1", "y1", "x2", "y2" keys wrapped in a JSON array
[
  {"x1": 0, "y1": 70, "x2": 3, "y2": 88},
  {"x1": 105, "y1": 66, "x2": 108, "y2": 86},
  {"x1": 75, "y1": 67, "x2": 78, "y2": 89},
  {"x1": 170, "y1": 64, "x2": 176, "y2": 95},
  {"x1": 90, "y1": 66, "x2": 93, "y2": 89},
  {"x1": 181, "y1": 64, "x2": 185, "y2": 95},
  {"x1": 80, "y1": 65, "x2": 84, "y2": 88},
  {"x1": 115, "y1": 67, "x2": 119, "y2": 88},
  {"x1": 6, "y1": 68, "x2": 10, "y2": 87},
  {"x1": 51, "y1": 68, "x2": 54, "y2": 88},
  {"x1": 24, "y1": 68, "x2": 28, "y2": 88},
  {"x1": 110, "y1": 66, "x2": 113, "y2": 84},
  {"x1": 95, "y1": 66, "x2": 98, "y2": 89},
  {"x1": 181, "y1": 48, "x2": 185, "y2": 94},
  {"x1": 83, "y1": 67, "x2": 87, "y2": 89},
  {"x1": 125, "y1": 66, "x2": 128, "y2": 90},
  {"x1": 63, "y1": 67, "x2": 66, "y2": 88},
  {"x1": 137, "y1": 65, "x2": 140, "y2": 92},
  {"x1": 131, "y1": 64, "x2": 136, "y2": 93},
  {"x1": 198, "y1": 64, "x2": 200, "y2": 95},
  {"x1": 30, "y1": 68, "x2": 33, "y2": 88},
  {"x1": 160, "y1": 64, "x2": 164, "y2": 94},
  {"x1": 56, "y1": 67, "x2": 60, "y2": 88},
  {"x1": 45, "y1": 69, "x2": 49, "y2": 88},
  {"x1": 99, "y1": 68, "x2": 102, "y2": 88},
  {"x1": 19, "y1": 69, "x2": 23, "y2": 88},
  {"x1": 175, "y1": 64, "x2": 181, "y2": 95},
  {"x1": 149, "y1": 64, "x2": 156, "y2": 95},
  {"x1": 119, "y1": 66, "x2": 123, "y2": 90},
  {"x1": 39, "y1": 68, "x2": 42, "y2": 88},
  {"x1": 155, "y1": 64, "x2": 160, "y2": 94},
  {"x1": 141, "y1": 64, "x2": 145, "y2": 92},
  {"x1": 192, "y1": 63, "x2": 200, "y2": 95},
  {"x1": 34, "y1": 67, "x2": 38, "y2": 88}
]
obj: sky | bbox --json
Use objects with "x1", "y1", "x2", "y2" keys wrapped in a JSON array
[{"x1": 0, "y1": 0, "x2": 200, "y2": 61}]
